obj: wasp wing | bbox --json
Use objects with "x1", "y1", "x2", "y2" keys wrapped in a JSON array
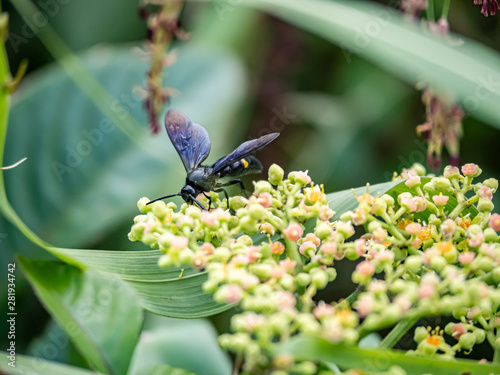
[
  {"x1": 211, "y1": 133, "x2": 279, "y2": 175},
  {"x1": 165, "y1": 110, "x2": 211, "y2": 172}
]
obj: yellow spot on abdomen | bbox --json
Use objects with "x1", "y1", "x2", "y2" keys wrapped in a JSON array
[{"x1": 242, "y1": 158, "x2": 249, "y2": 168}]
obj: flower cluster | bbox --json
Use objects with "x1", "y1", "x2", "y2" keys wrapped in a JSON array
[
  {"x1": 129, "y1": 163, "x2": 500, "y2": 373},
  {"x1": 473, "y1": 0, "x2": 499, "y2": 16}
]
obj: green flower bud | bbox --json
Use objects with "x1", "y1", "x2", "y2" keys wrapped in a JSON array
[
  {"x1": 405, "y1": 255, "x2": 422, "y2": 273},
  {"x1": 478, "y1": 197, "x2": 494, "y2": 213},
  {"x1": 423, "y1": 181, "x2": 436, "y2": 195},
  {"x1": 185, "y1": 206, "x2": 201, "y2": 219},
  {"x1": 434, "y1": 178, "x2": 452, "y2": 193},
  {"x1": 411, "y1": 163, "x2": 426, "y2": 176},
  {"x1": 468, "y1": 224, "x2": 482, "y2": 235},
  {"x1": 128, "y1": 223, "x2": 146, "y2": 241},
  {"x1": 138, "y1": 197, "x2": 153, "y2": 213},
  {"x1": 315, "y1": 222, "x2": 332, "y2": 239},
  {"x1": 179, "y1": 248, "x2": 194, "y2": 264},
  {"x1": 249, "y1": 203, "x2": 268, "y2": 220},
  {"x1": 254, "y1": 180, "x2": 273, "y2": 194},
  {"x1": 484, "y1": 228, "x2": 498, "y2": 242},
  {"x1": 237, "y1": 234, "x2": 254, "y2": 246},
  {"x1": 458, "y1": 333, "x2": 476, "y2": 350},
  {"x1": 296, "y1": 272, "x2": 311, "y2": 287},
  {"x1": 414, "y1": 326, "x2": 429, "y2": 342},
  {"x1": 229, "y1": 196, "x2": 248, "y2": 211},
  {"x1": 326, "y1": 267, "x2": 337, "y2": 282},
  {"x1": 251, "y1": 263, "x2": 273, "y2": 280},
  {"x1": 444, "y1": 322, "x2": 454, "y2": 335},
  {"x1": 483, "y1": 178, "x2": 498, "y2": 191},
  {"x1": 268, "y1": 164, "x2": 284, "y2": 185},
  {"x1": 152, "y1": 201, "x2": 168, "y2": 220},
  {"x1": 310, "y1": 269, "x2": 329, "y2": 289},
  {"x1": 381, "y1": 305, "x2": 401, "y2": 325},
  {"x1": 292, "y1": 361, "x2": 317, "y2": 375},
  {"x1": 473, "y1": 256, "x2": 493, "y2": 272},
  {"x1": 202, "y1": 279, "x2": 219, "y2": 293},
  {"x1": 428, "y1": 214, "x2": 441, "y2": 227},
  {"x1": 280, "y1": 274, "x2": 295, "y2": 290},
  {"x1": 492, "y1": 267, "x2": 500, "y2": 284},
  {"x1": 343, "y1": 328, "x2": 359, "y2": 344},
  {"x1": 339, "y1": 211, "x2": 353, "y2": 222},
  {"x1": 452, "y1": 307, "x2": 468, "y2": 319},
  {"x1": 443, "y1": 166, "x2": 460, "y2": 180},
  {"x1": 142, "y1": 233, "x2": 158, "y2": 247},
  {"x1": 239, "y1": 216, "x2": 259, "y2": 236},
  {"x1": 381, "y1": 194, "x2": 395, "y2": 207},
  {"x1": 158, "y1": 254, "x2": 173, "y2": 267},
  {"x1": 430, "y1": 255, "x2": 447, "y2": 272},
  {"x1": 213, "y1": 247, "x2": 232, "y2": 263},
  {"x1": 367, "y1": 220, "x2": 382, "y2": 232}
]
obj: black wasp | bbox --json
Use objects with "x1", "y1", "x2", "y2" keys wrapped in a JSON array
[{"x1": 147, "y1": 110, "x2": 279, "y2": 209}]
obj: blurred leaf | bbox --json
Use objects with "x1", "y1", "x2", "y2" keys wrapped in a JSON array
[
  {"x1": 0, "y1": 351, "x2": 104, "y2": 375},
  {"x1": 242, "y1": 0, "x2": 500, "y2": 127},
  {"x1": 18, "y1": 256, "x2": 143, "y2": 375},
  {"x1": 274, "y1": 336, "x2": 500, "y2": 375},
  {"x1": 128, "y1": 316, "x2": 231, "y2": 375},
  {"x1": 1, "y1": 43, "x2": 246, "y2": 254},
  {"x1": 139, "y1": 365, "x2": 197, "y2": 375}
]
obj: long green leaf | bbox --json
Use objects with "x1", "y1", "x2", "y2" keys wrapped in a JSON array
[
  {"x1": 18, "y1": 256, "x2": 144, "y2": 375},
  {"x1": 274, "y1": 336, "x2": 500, "y2": 375},
  {"x1": 0, "y1": 351, "x2": 105, "y2": 375},
  {"x1": 240, "y1": 0, "x2": 500, "y2": 127}
]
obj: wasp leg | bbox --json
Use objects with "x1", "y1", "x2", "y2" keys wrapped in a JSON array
[
  {"x1": 217, "y1": 179, "x2": 248, "y2": 198},
  {"x1": 214, "y1": 188, "x2": 231, "y2": 210},
  {"x1": 187, "y1": 194, "x2": 208, "y2": 211},
  {"x1": 203, "y1": 192, "x2": 212, "y2": 210}
]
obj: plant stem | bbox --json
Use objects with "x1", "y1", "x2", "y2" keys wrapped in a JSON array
[
  {"x1": 427, "y1": 0, "x2": 435, "y2": 21},
  {"x1": 378, "y1": 315, "x2": 420, "y2": 349},
  {"x1": 441, "y1": 0, "x2": 451, "y2": 20}
]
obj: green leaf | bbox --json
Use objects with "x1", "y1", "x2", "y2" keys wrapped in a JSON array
[
  {"x1": 1, "y1": 43, "x2": 246, "y2": 254},
  {"x1": 0, "y1": 351, "x2": 105, "y2": 375},
  {"x1": 274, "y1": 336, "x2": 500, "y2": 375},
  {"x1": 139, "y1": 365, "x2": 197, "y2": 375},
  {"x1": 18, "y1": 256, "x2": 144, "y2": 375},
  {"x1": 241, "y1": 0, "x2": 500, "y2": 127},
  {"x1": 327, "y1": 180, "x2": 403, "y2": 221},
  {"x1": 128, "y1": 316, "x2": 231, "y2": 375},
  {"x1": 48, "y1": 247, "x2": 230, "y2": 318}
]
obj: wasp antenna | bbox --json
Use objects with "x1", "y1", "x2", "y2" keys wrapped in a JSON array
[{"x1": 146, "y1": 193, "x2": 182, "y2": 205}]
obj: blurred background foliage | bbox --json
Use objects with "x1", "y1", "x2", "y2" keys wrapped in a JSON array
[{"x1": 1, "y1": 0, "x2": 499, "y2": 372}]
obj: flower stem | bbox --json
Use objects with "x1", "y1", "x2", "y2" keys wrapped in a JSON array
[
  {"x1": 378, "y1": 315, "x2": 420, "y2": 349},
  {"x1": 441, "y1": 0, "x2": 451, "y2": 20},
  {"x1": 427, "y1": 0, "x2": 435, "y2": 21}
]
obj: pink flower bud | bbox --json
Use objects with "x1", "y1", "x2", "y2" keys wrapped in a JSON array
[
  {"x1": 468, "y1": 232, "x2": 484, "y2": 248},
  {"x1": 418, "y1": 283, "x2": 435, "y2": 299},
  {"x1": 272, "y1": 242, "x2": 285, "y2": 255},
  {"x1": 479, "y1": 186, "x2": 493, "y2": 200},
  {"x1": 270, "y1": 266, "x2": 285, "y2": 279},
  {"x1": 192, "y1": 253, "x2": 208, "y2": 270},
  {"x1": 304, "y1": 233, "x2": 321, "y2": 247},
  {"x1": 461, "y1": 163, "x2": 477, "y2": 176},
  {"x1": 489, "y1": 213, "x2": 500, "y2": 231},
  {"x1": 400, "y1": 196, "x2": 417, "y2": 212},
  {"x1": 405, "y1": 222, "x2": 422, "y2": 235},
  {"x1": 451, "y1": 323, "x2": 467, "y2": 340},
  {"x1": 373, "y1": 228, "x2": 388, "y2": 243},
  {"x1": 222, "y1": 284, "x2": 243, "y2": 304},
  {"x1": 355, "y1": 295, "x2": 373, "y2": 317},
  {"x1": 354, "y1": 239, "x2": 366, "y2": 256},
  {"x1": 171, "y1": 236, "x2": 189, "y2": 250},
  {"x1": 319, "y1": 205, "x2": 334, "y2": 221},
  {"x1": 294, "y1": 170, "x2": 312, "y2": 186},
  {"x1": 356, "y1": 261, "x2": 375, "y2": 276},
  {"x1": 200, "y1": 242, "x2": 215, "y2": 255},
  {"x1": 352, "y1": 207, "x2": 367, "y2": 225},
  {"x1": 374, "y1": 250, "x2": 395, "y2": 264},
  {"x1": 299, "y1": 241, "x2": 317, "y2": 256},
  {"x1": 413, "y1": 196, "x2": 427, "y2": 212},
  {"x1": 232, "y1": 254, "x2": 250, "y2": 266},
  {"x1": 320, "y1": 242, "x2": 337, "y2": 255},
  {"x1": 440, "y1": 219, "x2": 456, "y2": 237},
  {"x1": 247, "y1": 246, "x2": 262, "y2": 263},
  {"x1": 459, "y1": 252, "x2": 475, "y2": 265},
  {"x1": 241, "y1": 274, "x2": 259, "y2": 290},
  {"x1": 405, "y1": 175, "x2": 421, "y2": 188},
  {"x1": 283, "y1": 223, "x2": 303, "y2": 241},
  {"x1": 279, "y1": 258, "x2": 297, "y2": 272},
  {"x1": 258, "y1": 192, "x2": 273, "y2": 208},
  {"x1": 277, "y1": 291, "x2": 296, "y2": 311},
  {"x1": 259, "y1": 223, "x2": 275, "y2": 235},
  {"x1": 432, "y1": 193, "x2": 449, "y2": 206},
  {"x1": 313, "y1": 301, "x2": 335, "y2": 320},
  {"x1": 201, "y1": 211, "x2": 218, "y2": 227},
  {"x1": 212, "y1": 208, "x2": 231, "y2": 222}
]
